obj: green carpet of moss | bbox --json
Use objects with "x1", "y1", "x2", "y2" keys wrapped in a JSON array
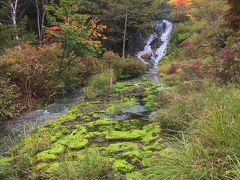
[{"x1": 0, "y1": 80, "x2": 170, "y2": 179}]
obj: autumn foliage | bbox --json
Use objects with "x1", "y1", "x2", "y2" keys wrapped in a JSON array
[{"x1": 168, "y1": 0, "x2": 191, "y2": 7}]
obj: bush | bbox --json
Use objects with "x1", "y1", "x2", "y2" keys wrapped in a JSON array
[
  {"x1": 56, "y1": 150, "x2": 112, "y2": 180},
  {"x1": 114, "y1": 58, "x2": 146, "y2": 80},
  {"x1": 215, "y1": 46, "x2": 240, "y2": 82},
  {"x1": 85, "y1": 69, "x2": 115, "y2": 98},
  {"x1": 0, "y1": 44, "x2": 63, "y2": 108},
  {"x1": 0, "y1": 78, "x2": 21, "y2": 121},
  {"x1": 102, "y1": 51, "x2": 146, "y2": 80}
]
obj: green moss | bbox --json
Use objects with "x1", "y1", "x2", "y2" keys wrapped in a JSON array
[
  {"x1": 54, "y1": 126, "x2": 88, "y2": 150},
  {"x1": 46, "y1": 162, "x2": 61, "y2": 174},
  {"x1": 104, "y1": 142, "x2": 139, "y2": 155},
  {"x1": 48, "y1": 145, "x2": 65, "y2": 154},
  {"x1": 114, "y1": 119, "x2": 142, "y2": 131},
  {"x1": 67, "y1": 138, "x2": 88, "y2": 150},
  {"x1": 36, "y1": 162, "x2": 48, "y2": 171},
  {"x1": 106, "y1": 130, "x2": 147, "y2": 141},
  {"x1": 94, "y1": 118, "x2": 115, "y2": 126},
  {"x1": 143, "y1": 142, "x2": 165, "y2": 151},
  {"x1": 141, "y1": 133, "x2": 157, "y2": 144},
  {"x1": 126, "y1": 171, "x2": 143, "y2": 180},
  {"x1": 105, "y1": 97, "x2": 137, "y2": 113},
  {"x1": 113, "y1": 160, "x2": 135, "y2": 174},
  {"x1": 3, "y1": 80, "x2": 170, "y2": 179},
  {"x1": 140, "y1": 150, "x2": 153, "y2": 158},
  {"x1": 141, "y1": 158, "x2": 152, "y2": 168},
  {"x1": 121, "y1": 151, "x2": 142, "y2": 159},
  {"x1": 50, "y1": 131, "x2": 63, "y2": 143},
  {"x1": 37, "y1": 152, "x2": 57, "y2": 162}
]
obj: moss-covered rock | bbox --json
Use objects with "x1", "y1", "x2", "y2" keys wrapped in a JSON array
[
  {"x1": 104, "y1": 142, "x2": 139, "y2": 155},
  {"x1": 67, "y1": 138, "x2": 89, "y2": 150},
  {"x1": 106, "y1": 130, "x2": 148, "y2": 141},
  {"x1": 37, "y1": 152, "x2": 57, "y2": 162},
  {"x1": 126, "y1": 171, "x2": 143, "y2": 180},
  {"x1": 113, "y1": 160, "x2": 135, "y2": 174}
]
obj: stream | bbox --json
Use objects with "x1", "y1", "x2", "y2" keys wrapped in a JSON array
[{"x1": 0, "y1": 19, "x2": 173, "y2": 155}]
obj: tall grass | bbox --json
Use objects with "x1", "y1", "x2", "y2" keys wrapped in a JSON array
[
  {"x1": 56, "y1": 150, "x2": 112, "y2": 180},
  {"x1": 148, "y1": 80, "x2": 240, "y2": 179}
]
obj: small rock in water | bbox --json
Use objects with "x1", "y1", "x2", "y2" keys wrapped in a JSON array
[{"x1": 123, "y1": 104, "x2": 149, "y2": 115}]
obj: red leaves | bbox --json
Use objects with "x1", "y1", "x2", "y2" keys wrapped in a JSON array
[
  {"x1": 168, "y1": 63, "x2": 180, "y2": 74},
  {"x1": 191, "y1": 61, "x2": 202, "y2": 72},
  {"x1": 48, "y1": 26, "x2": 60, "y2": 31}
]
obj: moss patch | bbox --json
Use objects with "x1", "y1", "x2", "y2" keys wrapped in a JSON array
[{"x1": 0, "y1": 80, "x2": 168, "y2": 179}]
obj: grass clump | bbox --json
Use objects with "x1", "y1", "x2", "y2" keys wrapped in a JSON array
[
  {"x1": 85, "y1": 69, "x2": 115, "y2": 98},
  {"x1": 0, "y1": 157, "x2": 15, "y2": 179},
  {"x1": 56, "y1": 150, "x2": 112, "y2": 180}
]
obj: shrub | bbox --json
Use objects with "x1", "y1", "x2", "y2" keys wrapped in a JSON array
[
  {"x1": 215, "y1": 46, "x2": 240, "y2": 82},
  {"x1": 168, "y1": 63, "x2": 180, "y2": 74},
  {"x1": 85, "y1": 69, "x2": 115, "y2": 98},
  {"x1": 0, "y1": 78, "x2": 21, "y2": 121},
  {"x1": 56, "y1": 150, "x2": 112, "y2": 180},
  {"x1": 102, "y1": 51, "x2": 146, "y2": 80},
  {"x1": 0, "y1": 44, "x2": 63, "y2": 108},
  {"x1": 114, "y1": 58, "x2": 146, "y2": 80}
]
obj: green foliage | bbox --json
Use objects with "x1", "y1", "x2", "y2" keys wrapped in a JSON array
[
  {"x1": 85, "y1": 69, "x2": 115, "y2": 98},
  {"x1": 102, "y1": 51, "x2": 146, "y2": 80},
  {"x1": 0, "y1": 78, "x2": 21, "y2": 121},
  {"x1": 0, "y1": 158, "x2": 15, "y2": 179},
  {"x1": 46, "y1": 0, "x2": 105, "y2": 73}
]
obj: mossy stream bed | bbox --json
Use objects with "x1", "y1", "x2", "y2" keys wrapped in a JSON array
[{"x1": 0, "y1": 79, "x2": 172, "y2": 179}]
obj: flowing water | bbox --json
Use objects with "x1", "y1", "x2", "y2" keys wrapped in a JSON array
[
  {"x1": 136, "y1": 20, "x2": 173, "y2": 73},
  {"x1": 0, "y1": 20, "x2": 173, "y2": 154},
  {"x1": 0, "y1": 89, "x2": 84, "y2": 154}
]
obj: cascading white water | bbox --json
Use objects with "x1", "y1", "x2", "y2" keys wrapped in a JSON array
[
  {"x1": 137, "y1": 20, "x2": 173, "y2": 73},
  {"x1": 136, "y1": 32, "x2": 157, "y2": 64}
]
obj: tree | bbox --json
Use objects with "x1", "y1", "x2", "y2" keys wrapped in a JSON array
[
  {"x1": 0, "y1": 0, "x2": 28, "y2": 41},
  {"x1": 29, "y1": 0, "x2": 49, "y2": 42},
  {"x1": 46, "y1": 0, "x2": 106, "y2": 74},
  {"x1": 168, "y1": 0, "x2": 191, "y2": 21},
  {"x1": 169, "y1": 0, "x2": 191, "y2": 7},
  {"x1": 98, "y1": 0, "x2": 164, "y2": 56}
]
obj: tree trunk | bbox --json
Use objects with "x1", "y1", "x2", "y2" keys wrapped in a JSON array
[
  {"x1": 122, "y1": 1, "x2": 128, "y2": 58},
  {"x1": 35, "y1": 0, "x2": 41, "y2": 42},
  {"x1": 10, "y1": 0, "x2": 19, "y2": 40},
  {"x1": 35, "y1": 0, "x2": 46, "y2": 43}
]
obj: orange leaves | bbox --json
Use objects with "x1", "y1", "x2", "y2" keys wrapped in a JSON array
[
  {"x1": 89, "y1": 19, "x2": 107, "y2": 40},
  {"x1": 168, "y1": 0, "x2": 191, "y2": 7}
]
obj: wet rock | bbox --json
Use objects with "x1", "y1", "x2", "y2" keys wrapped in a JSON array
[{"x1": 123, "y1": 104, "x2": 150, "y2": 115}]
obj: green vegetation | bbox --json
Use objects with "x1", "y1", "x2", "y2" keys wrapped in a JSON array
[
  {"x1": 0, "y1": 0, "x2": 240, "y2": 179},
  {"x1": 0, "y1": 80, "x2": 168, "y2": 179}
]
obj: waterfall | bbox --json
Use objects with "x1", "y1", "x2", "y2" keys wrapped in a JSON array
[{"x1": 136, "y1": 20, "x2": 173, "y2": 73}]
